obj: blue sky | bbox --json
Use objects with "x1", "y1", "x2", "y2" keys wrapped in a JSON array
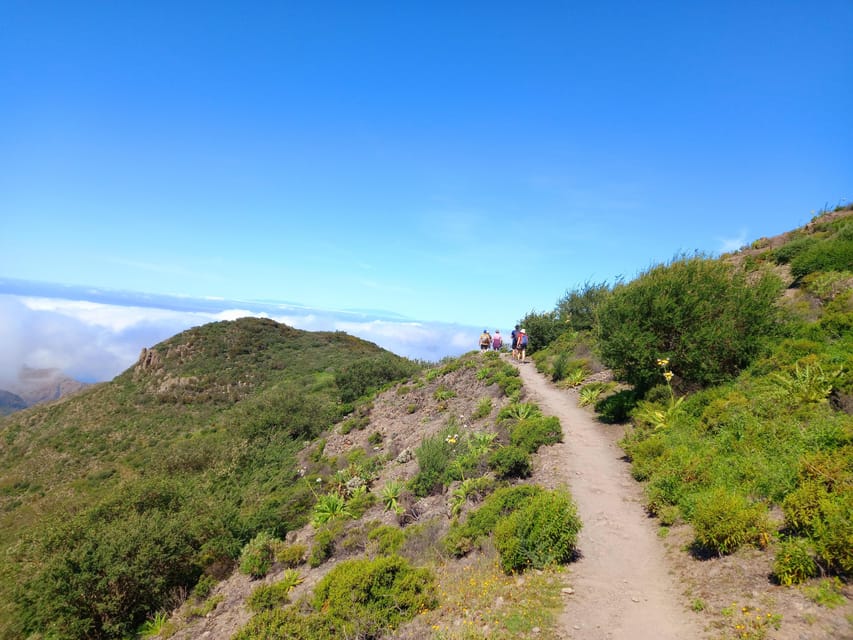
[{"x1": 1, "y1": 1, "x2": 852, "y2": 381}]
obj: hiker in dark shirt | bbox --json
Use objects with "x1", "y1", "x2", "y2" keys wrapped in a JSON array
[{"x1": 510, "y1": 325, "x2": 520, "y2": 358}]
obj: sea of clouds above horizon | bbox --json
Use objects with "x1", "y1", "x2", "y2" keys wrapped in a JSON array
[{"x1": 0, "y1": 290, "x2": 480, "y2": 385}]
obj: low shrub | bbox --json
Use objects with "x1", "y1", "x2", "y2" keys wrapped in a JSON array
[
  {"x1": 595, "y1": 389, "x2": 638, "y2": 424},
  {"x1": 488, "y1": 445, "x2": 531, "y2": 479},
  {"x1": 471, "y1": 397, "x2": 493, "y2": 420},
  {"x1": 773, "y1": 235, "x2": 818, "y2": 264},
  {"x1": 276, "y1": 543, "x2": 307, "y2": 568},
  {"x1": 410, "y1": 429, "x2": 455, "y2": 497},
  {"x1": 309, "y1": 521, "x2": 344, "y2": 568},
  {"x1": 790, "y1": 237, "x2": 853, "y2": 279},
  {"x1": 192, "y1": 574, "x2": 217, "y2": 599},
  {"x1": 367, "y1": 523, "x2": 405, "y2": 555},
  {"x1": 444, "y1": 485, "x2": 544, "y2": 556},
  {"x1": 232, "y1": 607, "x2": 333, "y2": 640},
  {"x1": 312, "y1": 555, "x2": 437, "y2": 637},
  {"x1": 811, "y1": 492, "x2": 853, "y2": 576},
  {"x1": 772, "y1": 538, "x2": 818, "y2": 586},
  {"x1": 691, "y1": 488, "x2": 770, "y2": 555},
  {"x1": 494, "y1": 489, "x2": 582, "y2": 573},
  {"x1": 510, "y1": 416, "x2": 562, "y2": 453},
  {"x1": 239, "y1": 532, "x2": 278, "y2": 579},
  {"x1": 246, "y1": 570, "x2": 303, "y2": 612}
]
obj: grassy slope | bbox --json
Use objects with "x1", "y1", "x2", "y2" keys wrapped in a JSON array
[{"x1": 0, "y1": 317, "x2": 419, "y2": 639}]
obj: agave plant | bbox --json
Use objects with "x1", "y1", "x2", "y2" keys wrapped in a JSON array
[
  {"x1": 770, "y1": 362, "x2": 841, "y2": 404},
  {"x1": 468, "y1": 430, "x2": 497, "y2": 456},
  {"x1": 381, "y1": 480, "x2": 404, "y2": 514},
  {"x1": 498, "y1": 402, "x2": 542, "y2": 422},
  {"x1": 312, "y1": 492, "x2": 352, "y2": 526},
  {"x1": 278, "y1": 568, "x2": 304, "y2": 591},
  {"x1": 563, "y1": 367, "x2": 587, "y2": 388},
  {"x1": 578, "y1": 385, "x2": 604, "y2": 407}
]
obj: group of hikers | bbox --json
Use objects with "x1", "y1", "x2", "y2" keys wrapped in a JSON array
[{"x1": 478, "y1": 325, "x2": 528, "y2": 362}]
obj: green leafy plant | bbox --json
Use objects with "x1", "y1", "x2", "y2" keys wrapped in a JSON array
[
  {"x1": 450, "y1": 476, "x2": 494, "y2": 518},
  {"x1": 802, "y1": 577, "x2": 846, "y2": 608},
  {"x1": 769, "y1": 360, "x2": 841, "y2": 404},
  {"x1": 138, "y1": 611, "x2": 169, "y2": 639},
  {"x1": 562, "y1": 367, "x2": 587, "y2": 387},
  {"x1": 433, "y1": 385, "x2": 457, "y2": 402}
]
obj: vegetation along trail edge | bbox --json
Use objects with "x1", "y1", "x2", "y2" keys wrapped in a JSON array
[{"x1": 512, "y1": 359, "x2": 708, "y2": 639}]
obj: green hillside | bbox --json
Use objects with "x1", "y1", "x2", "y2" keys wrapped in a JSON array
[
  {"x1": 1, "y1": 205, "x2": 850, "y2": 640},
  {"x1": 0, "y1": 318, "x2": 420, "y2": 639},
  {"x1": 528, "y1": 205, "x2": 853, "y2": 579}
]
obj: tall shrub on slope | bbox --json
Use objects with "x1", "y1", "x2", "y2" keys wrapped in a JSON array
[{"x1": 597, "y1": 255, "x2": 782, "y2": 392}]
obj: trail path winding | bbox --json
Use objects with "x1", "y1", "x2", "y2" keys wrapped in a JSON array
[{"x1": 514, "y1": 361, "x2": 709, "y2": 640}]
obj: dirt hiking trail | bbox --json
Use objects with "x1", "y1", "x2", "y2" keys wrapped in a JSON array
[{"x1": 514, "y1": 360, "x2": 709, "y2": 640}]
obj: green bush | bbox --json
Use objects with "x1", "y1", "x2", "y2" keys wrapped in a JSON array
[
  {"x1": 556, "y1": 281, "x2": 612, "y2": 332},
  {"x1": 367, "y1": 524, "x2": 405, "y2": 555},
  {"x1": 276, "y1": 543, "x2": 307, "y2": 567},
  {"x1": 410, "y1": 429, "x2": 455, "y2": 497},
  {"x1": 551, "y1": 352, "x2": 571, "y2": 382},
  {"x1": 790, "y1": 237, "x2": 853, "y2": 279},
  {"x1": 782, "y1": 480, "x2": 829, "y2": 534},
  {"x1": 773, "y1": 235, "x2": 818, "y2": 264},
  {"x1": 309, "y1": 521, "x2": 343, "y2": 568},
  {"x1": 471, "y1": 397, "x2": 493, "y2": 420},
  {"x1": 246, "y1": 574, "x2": 298, "y2": 612},
  {"x1": 192, "y1": 574, "x2": 217, "y2": 599},
  {"x1": 15, "y1": 480, "x2": 222, "y2": 640},
  {"x1": 516, "y1": 309, "x2": 565, "y2": 353},
  {"x1": 488, "y1": 445, "x2": 531, "y2": 479},
  {"x1": 691, "y1": 488, "x2": 770, "y2": 555},
  {"x1": 239, "y1": 531, "x2": 278, "y2": 578},
  {"x1": 232, "y1": 607, "x2": 334, "y2": 640},
  {"x1": 773, "y1": 538, "x2": 818, "y2": 586},
  {"x1": 335, "y1": 353, "x2": 420, "y2": 403},
  {"x1": 444, "y1": 485, "x2": 544, "y2": 556},
  {"x1": 494, "y1": 489, "x2": 582, "y2": 573},
  {"x1": 596, "y1": 255, "x2": 782, "y2": 391},
  {"x1": 594, "y1": 389, "x2": 638, "y2": 424},
  {"x1": 510, "y1": 416, "x2": 562, "y2": 453},
  {"x1": 312, "y1": 555, "x2": 437, "y2": 637},
  {"x1": 811, "y1": 492, "x2": 853, "y2": 576}
]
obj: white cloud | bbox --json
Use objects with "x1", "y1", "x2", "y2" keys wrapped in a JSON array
[
  {"x1": 718, "y1": 228, "x2": 749, "y2": 253},
  {"x1": 0, "y1": 293, "x2": 481, "y2": 385}
]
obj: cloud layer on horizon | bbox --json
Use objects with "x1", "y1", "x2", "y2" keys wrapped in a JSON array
[{"x1": 0, "y1": 292, "x2": 480, "y2": 385}]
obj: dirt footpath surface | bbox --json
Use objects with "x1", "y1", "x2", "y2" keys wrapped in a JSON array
[{"x1": 514, "y1": 360, "x2": 710, "y2": 640}]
